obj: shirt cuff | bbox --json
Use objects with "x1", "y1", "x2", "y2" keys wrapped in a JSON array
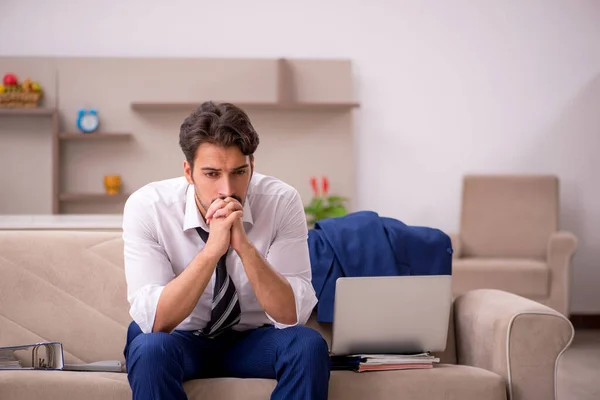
[
  {"x1": 265, "y1": 276, "x2": 317, "y2": 329},
  {"x1": 128, "y1": 284, "x2": 165, "y2": 334}
]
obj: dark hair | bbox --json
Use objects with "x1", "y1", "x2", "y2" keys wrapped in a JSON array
[{"x1": 179, "y1": 101, "x2": 260, "y2": 169}]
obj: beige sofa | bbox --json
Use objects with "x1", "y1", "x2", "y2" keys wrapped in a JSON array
[
  {"x1": 450, "y1": 174, "x2": 578, "y2": 316},
  {"x1": 0, "y1": 231, "x2": 574, "y2": 400}
]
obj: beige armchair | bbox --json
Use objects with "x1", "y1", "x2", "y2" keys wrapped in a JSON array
[{"x1": 449, "y1": 175, "x2": 578, "y2": 316}]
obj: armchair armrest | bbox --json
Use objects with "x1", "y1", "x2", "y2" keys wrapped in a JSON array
[
  {"x1": 546, "y1": 231, "x2": 578, "y2": 315},
  {"x1": 448, "y1": 232, "x2": 461, "y2": 259},
  {"x1": 454, "y1": 289, "x2": 574, "y2": 400}
]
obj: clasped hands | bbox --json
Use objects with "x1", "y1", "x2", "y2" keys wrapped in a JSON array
[{"x1": 203, "y1": 197, "x2": 251, "y2": 259}]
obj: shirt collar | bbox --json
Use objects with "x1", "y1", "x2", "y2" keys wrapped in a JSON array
[{"x1": 183, "y1": 184, "x2": 254, "y2": 232}]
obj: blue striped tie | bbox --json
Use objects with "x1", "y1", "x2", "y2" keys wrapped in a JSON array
[{"x1": 194, "y1": 227, "x2": 241, "y2": 338}]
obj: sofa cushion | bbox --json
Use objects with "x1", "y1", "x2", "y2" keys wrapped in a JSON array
[
  {"x1": 452, "y1": 258, "x2": 549, "y2": 298},
  {"x1": 0, "y1": 365, "x2": 506, "y2": 400}
]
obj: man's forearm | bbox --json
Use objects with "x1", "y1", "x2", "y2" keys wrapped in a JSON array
[
  {"x1": 237, "y1": 243, "x2": 298, "y2": 325},
  {"x1": 152, "y1": 250, "x2": 219, "y2": 333}
]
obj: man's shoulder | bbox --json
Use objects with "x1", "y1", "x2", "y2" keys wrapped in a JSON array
[
  {"x1": 249, "y1": 172, "x2": 300, "y2": 202},
  {"x1": 248, "y1": 173, "x2": 306, "y2": 235},
  {"x1": 125, "y1": 176, "x2": 189, "y2": 209}
]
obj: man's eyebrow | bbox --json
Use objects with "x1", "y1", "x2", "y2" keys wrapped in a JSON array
[
  {"x1": 232, "y1": 164, "x2": 249, "y2": 171},
  {"x1": 199, "y1": 164, "x2": 249, "y2": 172}
]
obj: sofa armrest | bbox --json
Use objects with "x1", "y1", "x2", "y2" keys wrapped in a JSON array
[
  {"x1": 448, "y1": 232, "x2": 461, "y2": 259},
  {"x1": 454, "y1": 289, "x2": 574, "y2": 400},
  {"x1": 546, "y1": 231, "x2": 578, "y2": 315}
]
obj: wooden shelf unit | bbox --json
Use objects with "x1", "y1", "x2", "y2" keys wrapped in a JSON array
[
  {"x1": 2, "y1": 56, "x2": 358, "y2": 215},
  {"x1": 58, "y1": 132, "x2": 133, "y2": 140}
]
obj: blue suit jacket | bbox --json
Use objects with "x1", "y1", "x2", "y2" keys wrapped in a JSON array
[{"x1": 308, "y1": 211, "x2": 453, "y2": 323}]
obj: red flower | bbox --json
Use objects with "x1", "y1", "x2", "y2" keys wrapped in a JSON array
[
  {"x1": 310, "y1": 176, "x2": 319, "y2": 196},
  {"x1": 322, "y1": 176, "x2": 329, "y2": 197}
]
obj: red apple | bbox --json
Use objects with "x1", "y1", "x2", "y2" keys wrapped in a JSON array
[{"x1": 3, "y1": 73, "x2": 18, "y2": 86}]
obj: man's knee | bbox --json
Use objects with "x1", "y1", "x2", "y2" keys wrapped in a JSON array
[
  {"x1": 281, "y1": 326, "x2": 329, "y2": 361},
  {"x1": 127, "y1": 331, "x2": 181, "y2": 366}
]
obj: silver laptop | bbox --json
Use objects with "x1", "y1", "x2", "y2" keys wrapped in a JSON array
[{"x1": 329, "y1": 275, "x2": 452, "y2": 356}]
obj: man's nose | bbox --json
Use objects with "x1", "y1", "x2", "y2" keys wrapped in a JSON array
[{"x1": 218, "y1": 176, "x2": 234, "y2": 197}]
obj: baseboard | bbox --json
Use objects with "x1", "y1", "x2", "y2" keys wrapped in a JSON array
[{"x1": 569, "y1": 314, "x2": 600, "y2": 329}]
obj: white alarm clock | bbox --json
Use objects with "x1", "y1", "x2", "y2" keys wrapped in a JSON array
[{"x1": 77, "y1": 108, "x2": 100, "y2": 133}]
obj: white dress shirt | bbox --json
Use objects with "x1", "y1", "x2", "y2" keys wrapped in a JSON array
[{"x1": 122, "y1": 173, "x2": 318, "y2": 334}]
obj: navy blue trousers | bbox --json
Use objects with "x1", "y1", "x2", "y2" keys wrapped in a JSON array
[{"x1": 124, "y1": 321, "x2": 331, "y2": 400}]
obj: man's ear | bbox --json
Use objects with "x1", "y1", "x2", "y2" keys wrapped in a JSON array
[
  {"x1": 250, "y1": 155, "x2": 255, "y2": 175},
  {"x1": 184, "y1": 160, "x2": 194, "y2": 184}
]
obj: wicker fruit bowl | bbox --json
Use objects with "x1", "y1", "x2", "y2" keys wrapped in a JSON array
[{"x1": 0, "y1": 73, "x2": 43, "y2": 108}]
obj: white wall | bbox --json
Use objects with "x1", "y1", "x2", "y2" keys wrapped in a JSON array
[{"x1": 1, "y1": 0, "x2": 599, "y2": 313}]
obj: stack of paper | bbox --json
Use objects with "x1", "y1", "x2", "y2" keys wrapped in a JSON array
[
  {"x1": 0, "y1": 349, "x2": 21, "y2": 369},
  {"x1": 331, "y1": 353, "x2": 440, "y2": 372},
  {"x1": 356, "y1": 353, "x2": 439, "y2": 372}
]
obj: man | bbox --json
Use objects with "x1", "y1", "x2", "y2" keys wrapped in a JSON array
[{"x1": 122, "y1": 101, "x2": 330, "y2": 400}]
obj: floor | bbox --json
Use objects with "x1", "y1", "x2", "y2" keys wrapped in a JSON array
[{"x1": 557, "y1": 330, "x2": 600, "y2": 400}]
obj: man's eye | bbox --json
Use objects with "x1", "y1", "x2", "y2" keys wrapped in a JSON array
[
  {"x1": 236, "y1": 170, "x2": 247, "y2": 175},
  {"x1": 205, "y1": 172, "x2": 219, "y2": 178}
]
